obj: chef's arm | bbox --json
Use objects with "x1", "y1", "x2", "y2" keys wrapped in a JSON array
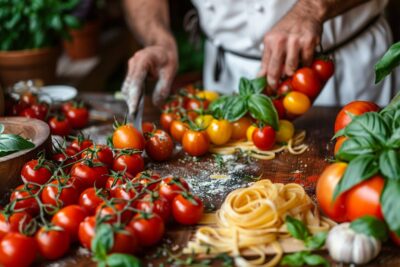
[
  {"x1": 122, "y1": 0, "x2": 178, "y2": 114},
  {"x1": 259, "y1": 0, "x2": 370, "y2": 88}
]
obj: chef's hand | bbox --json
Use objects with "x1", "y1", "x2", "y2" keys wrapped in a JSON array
[
  {"x1": 122, "y1": 45, "x2": 178, "y2": 115},
  {"x1": 258, "y1": 6, "x2": 323, "y2": 89}
]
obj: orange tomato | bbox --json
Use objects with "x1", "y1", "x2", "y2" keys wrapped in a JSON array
[
  {"x1": 231, "y1": 117, "x2": 252, "y2": 140},
  {"x1": 283, "y1": 91, "x2": 311, "y2": 115},
  {"x1": 334, "y1": 136, "x2": 347, "y2": 155},
  {"x1": 170, "y1": 120, "x2": 189, "y2": 142},
  {"x1": 112, "y1": 124, "x2": 145, "y2": 150},
  {"x1": 182, "y1": 130, "x2": 210, "y2": 157},
  {"x1": 160, "y1": 113, "x2": 180, "y2": 131},
  {"x1": 206, "y1": 119, "x2": 233, "y2": 145}
]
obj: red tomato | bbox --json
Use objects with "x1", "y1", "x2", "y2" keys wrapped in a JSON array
[
  {"x1": 113, "y1": 182, "x2": 140, "y2": 202},
  {"x1": 133, "y1": 171, "x2": 162, "y2": 191},
  {"x1": 70, "y1": 161, "x2": 109, "y2": 190},
  {"x1": 273, "y1": 99, "x2": 286, "y2": 119},
  {"x1": 52, "y1": 205, "x2": 88, "y2": 241},
  {"x1": 160, "y1": 112, "x2": 180, "y2": 131},
  {"x1": 334, "y1": 101, "x2": 380, "y2": 133},
  {"x1": 112, "y1": 153, "x2": 144, "y2": 177},
  {"x1": 31, "y1": 103, "x2": 49, "y2": 120},
  {"x1": 64, "y1": 105, "x2": 89, "y2": 129},
  {"x1": 19, "y1": 107, "x2": 40, "y2": 119},
  {"x1": 137, "y1": 194, "x2": 171, "y2": 223},
  {"x1": 48, "y1": 116, "x2": 71, "y2": 136},
  {"x1": 129, "y1": 214, "x2": 165, "y2": 246},
  {"x1": 170, "y1": 120, "x2": 189, "y2": 142},
  {"x1": 9, "y1": 184, "x2": 39, "y2": 215},
  {"x1": 182, "y1": 130, "x2": 210, "y2": 157},
  {"x1": 334, "y1": 136, "x2": 347, "y2": 155},
  {"x1": 41, "y1": 179, "x2": 78, "y2": 209},
  {"x1": 81, "y1": 145, "x2": 114, "y2": 167},
  {"x1": 21, "y1": 159, "x2": 52, "y2": 185},
  {"x1": 142, "y1": 121, "x2": 156, "y2": 134},
  {"x1": 112, "y1": 124, "x2": 145, "y2": 150},
  {"x1": 95, "y1": 203, "x2": 133, "y2": 224},
  {"x1": 145, "y1": 129, "x2": 174, "y2": 161},
  {"x1": 316, "y1": 162, "x2": 348, "y2": 222},
  {"x1": 79, "y1": 188, "x2": 107, "y2": 215},
  {"x1": 0, "y1": 232, "x2": 37, "y2": 267},
  {"x1": 110, "y1": 226, "x2": 138, "y2": 254},
  {"x1": 159, "y1": 176, "x2": 190, "y2": 202},
  {"x1": 185, "y1": 98, "x2": 209, "y2": 111},
  {"x1": 35, "y1": 227, "x2": 70, "y2": 260},
  {"x1": 61, "y1": 102, "x2": 74, "y2": 113},
  {"x1": 345, "y1": 175, "x2": 384, "y2": 221},
  {"x1": 78, "y1": 216, "x2": 96, "y2": 249},
  {"x1": 70, "y1": 137, "x2": 93, "y2": 152},
  {"x1": 277, "y1": 79, "x2": 293, "y2": 96},
  {"x1": 312, "y1": 58, "x2": 335, "y2": 82},
  {"x1": 20, "y1": 92, "x2": 38, "y2": 106},
  {"x1": 0, "y1": 212, "x2": 32, "y2": 240},
  {"x1": 252, "y1": 126, "x2": 276, "y2": 151},
  {"x1": 291, "y1": 67, "x2": 322, "y2": 99},
  {"x1": 172, "y1": 194, "x2": 204, "y2": 225}
]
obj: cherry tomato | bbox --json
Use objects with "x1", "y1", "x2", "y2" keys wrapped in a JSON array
[
  {"x1": 159, "y1": 176, "x2": 190, "y2": 202},
  {"x1": 35, "y1": 227, "x2": 70, "y2": 260},
  {"x1": 105, "y1": 173, "x2": 131, "y2": 198},
  {"x1": 246, "y1": 125, "x2": 257, "y2": 142},
  {"x1": 95, "y1": 203, "x2": 133, "y2": 224},
  {"x1": 110, "y1": 227, "x2": 138, "y2": 254},
  {"x1": 52, "y1": 205, "x2": 88, "y2": 241},
  {"x1": 160, "y1": 112, "x2": 180, "y2": 131},
  {"x1": 20, "y1": 107, "x2": 39, "y2": 119},
  {"x1": 312, "y1": 58, "x2": 335, "y2": 82},
  {"x1": 70, "y1": 161, "x2": 109, "y2": 190},
  {"x1": 0, "y1": 212, "x2": 32, "y2": 240},
  {"x1": 273, "y1": 99, "x2": 286, "y2": 119},
  {"x1": 283, "y1": 91, "x2": 311, "y2": 115},
  {"x1": 292, "y1": 67, "x2": 322, "y2": 99},
  {"x1": 20, "y1": 92, "x2": 38, "y2": 105},
  {"x1": 316, "y1": 162, "x2": 348, "y2": 222},
  {"x1": 334, "y1": 136, "x2": 347, "y2": 155},
  {"x1": 64, "y1": 105, "x2": 89, "y2": 129},
  {"x1": 142, "y1": 121, "x2": 156, "y2": 134},
  {"x1": 172, "y1": 194, "x2": 204, "y2": 225},
  {"x1": 252, "y1": 126, "x2": 276, "y2": 151},
  {"x1": 41, "y1": 179, "x2": 78, "y2": 209},
  {"x1": 276, "y1": 120, "x2": 295, "y2": 143},
  {"x1": 21, "y1": 159, "x2": 52, "y2": 185},
  {"x1": 48, "y1": 116, "x2": 71, "y2": 136},
  {"x1": 182, "y1": 130, "x2": 210, "y2": 157},
  {"x1": 81, "y1": 145, "x2": 114, "y2": 167},
  {"x1": 185, "y1": 98, "x2": 209, "y2": 111},
  {"x1": 194, "y1": 114, "x2": 214, "y2": 129},
  {"x1": 134, "y1": 171, "x2": 162, "y2": 191},
  {"x1": 31, "y1": 103, "x2": 49, "y2": 120},
  {"x1": 79, "y1": 188, "x2": 107, "y2": 215},
  {"x1": 277, "y1": 79, "x2": 293, "y2": 97},
  {"x1": 206, "y1": 119, "x2": 233, "y2": 145},
  {"x1": 112, "y1": 124, "x2": 145, "y2": 150},
  {"x1": 113, "y1": 182, "x2": 140, "y2": 202},
  {"x1": 334, "y1": 101, "x2": 380, "y2": 133},
  {"x1": 170, "y1": 120, "x2": 189, "y2": 142},
  {"x1": 345, "y1": 175, "x2": 384, "y2": 221},
  {"x1": 145, "y1": 129, "x2": 174, "y2": 161},
  {"x1": 137, "y1": 193, "x2": 171, "y2": 223},
  {"x1": 129, "y1": 214, "x2": 165, "y2": 247},
  {"x1": 70, "y1": 137, "x2": 93, "y2": 152},
  {"x1": 187, "y1": 110, "x2": 199, "y2": 121},
  {"x1": 196, "y1": 90, "x2": 219, "y2": 102},
  {"x1": 231, "y1": 117, "x2": 252, "y2": 140},
  {"x1": 10, "y1": 184, "x2": 39, "y2": 215},
  {"x1": 112, "y1": 153, "x2": 144, "y2": 176},
  {"x1": 78, "y1": 216, "x2": 96, "y2": 249},
  {"x1": 0, "y1": 232, "x2": 37, "y2": 267}
]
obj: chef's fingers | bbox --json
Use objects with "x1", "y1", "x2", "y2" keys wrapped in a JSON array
[
  {"x1": 284, "y1": 37, "x2": 300, "y2": 76},
  {"x1": 152, "y1": 67, "x2": 174, "y2": 107},
  {"x1": 258, "y1": 45, "x2": 270, "y2": 77},
  {"x1": 301, "y1": 34, "x2": 319, "y2": 66},
  {"x1": 266, "y1": 38, "x2": 286, "y2": 89}
]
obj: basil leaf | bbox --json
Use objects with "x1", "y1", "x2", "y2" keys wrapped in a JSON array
[
  {"x1": 0, "y1": 134, "x2": 35, "y2": 153},
  {"x1": 381, "y1": 180, "x2": 400, "y2": 235},
  {"x1": 248, "y1": 94, "x2": 279, "y2": 130},
  {"x1": 92, "y1": 223, "x2": 114, "y2": 260},
  {"x1": 350, "y1": 216, "x2": 389, "y2": 241},
  {"x1": 222, "y1": 96, "x2": 248, "y2": 122},
  {"x1": 344, "y1": 112, "x2": 389, "y2": 145},
  {"x1": 375, "y1": 42, "x2": 400, "y2": 84},
  {"x1": 209, "y1": 96, "x2": 229, "y2": 119},
  {"x1": 286, "y1": 216, "x2": 309, "y2": 241},
  {"x1": 250, "y1": 77, "x2": 267, "y2": 94},
  {"x1": 106, "y1": 253, "x2": 141, "y2": 267},
  {"x1": 388, "y1": 128, "x2": 400, "y2": 148},
  {"x1": 333, "y1": 154, "x2": 379, "y2": 199},
  {"x1": 239, "y1": 78, "x2": 253, "y2": 96},
  {"x1": 304, "y1": 232, "x2": 327, "y2": 250},
  {"x1": 379, "y1": 150, "x2": 400, "y2": 180},
  {"x1": 336, "y1": 137, "x2": 379, "y2": 162},
  {"x1": 281, "y1": 251, "x2": 308, "y2": 267},
  {"x1": 303, "y1": 253, "x2": 330, "y2": 267}
]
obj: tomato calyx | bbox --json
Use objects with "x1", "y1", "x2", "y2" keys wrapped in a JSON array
[
  {"x1": 33, "y1": 152, "x2": 53, "y2": 172},
  {"x1": 179, "y1": 192, "x2": 201, "y2": 206}
]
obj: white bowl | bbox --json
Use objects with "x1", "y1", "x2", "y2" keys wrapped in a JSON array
[{"x1": 40, "y1": 85, "x2": 77, "y2": 103}]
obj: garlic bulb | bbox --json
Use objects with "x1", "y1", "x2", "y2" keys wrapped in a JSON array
[{"x1": 326, "y1": 223, "x2": 381, "y2": 265}]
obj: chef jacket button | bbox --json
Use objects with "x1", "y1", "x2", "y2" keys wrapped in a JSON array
[
  {"x1": 205, "y1": 1, "x2": 214, "y2": 11},
  {"x1": 254, "y1": 4, "x2": 264, "y2": 12}
]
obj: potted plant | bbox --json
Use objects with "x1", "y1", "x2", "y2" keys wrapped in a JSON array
[{"x1": 0, "y1": 0, "x2": 81, "y2": 87}]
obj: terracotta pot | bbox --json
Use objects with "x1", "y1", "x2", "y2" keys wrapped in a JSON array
[
  {"x1": 63, "y1": 20, "x2": 100, "y2": 60},
  {"x1": 0, "y1": 47, "x2": 60, "y2": 88}
]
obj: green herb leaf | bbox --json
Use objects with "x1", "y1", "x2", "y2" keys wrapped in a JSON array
[
  {"x1": 302, "y1": 253, "x2": 330, "y2": 267},
  {"x1": 239, "y1": 78, "x2": 253, "y2": 96},
  {"x1": 286, "y1": 216, "x2": 310, "y2": 241},
  {"x1": 333, "y1": 154, "x2": 379, "y2": 199},
  {"x1": 381, "y1": 91, "x2": 400, "y2": 116},
  {"x1": 222, "y1": 96, "x2": 248, "y2": 122},
  {"x1": 281, "y1": 251, "x2": 308, "y2": 267},
  {"x1": 381, "y1": 180, "x2": 400, "y2": 235},
  {"x1": 248, "y1": 94, "x2": 279, "y2": 130},
  {"x1": 350, "y1": 216, "x2": 389, "y2": 241},
  {"x1": 388, "y1": 127, "x2": 400, "y2": 148},
  {"x1": 106, "y1": 253, "x2": 141, "y2": 267},
  {"x1": 375, "y1": 42, "x2": 400, "y2": 84},
  {"x1": 336, "y1": 137, "x2": 379, "y2": 162},
  {"x1": 0, "y1": 134, "x2": 35, "y2": 155},
  {"x1": 304, "y1": 232, "x2": 327, "y2": 250},
  {"x1": 379, "y1": 150, "x2": 400, "y2": 180},
  {"x1": 209, "y1": 96, "x2": 229, "y2": 119},
  {"x1": 91, "y1": 223, "x2": 114, "y2": 261},
  {"x1": 250, "y1": 77, "x2": 267, "y2": 94}
]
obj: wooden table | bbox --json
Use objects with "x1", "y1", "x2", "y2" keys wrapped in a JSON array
[{"x1": 31, "y1": 93, "x2": 399, "y2": 266}]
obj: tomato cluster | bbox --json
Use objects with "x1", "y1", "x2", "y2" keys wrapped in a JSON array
[{"x1": 0, "y1": 135, "x2": 203, "y2": 266}]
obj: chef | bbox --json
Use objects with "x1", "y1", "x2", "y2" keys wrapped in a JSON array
[{"x1": 121, "y1": 0, "x2": 396, "y2": 114}]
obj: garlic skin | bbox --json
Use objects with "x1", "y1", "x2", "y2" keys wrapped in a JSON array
[{"x1": 326, "y1": 223, "x2": 381, "y2": 265}]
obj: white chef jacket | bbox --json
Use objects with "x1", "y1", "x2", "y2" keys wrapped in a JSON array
[{"x1": 191, "y1": 0, "x2": 397, "y2": 106}]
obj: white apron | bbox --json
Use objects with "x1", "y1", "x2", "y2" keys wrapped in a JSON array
[{"x1": 191, "y1": 0, "x2": 397, "y2": 106}]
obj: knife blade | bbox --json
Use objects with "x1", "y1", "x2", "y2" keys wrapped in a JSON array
[{"x1": 133, "y1": 91, "x2": 144, "y2": 132}]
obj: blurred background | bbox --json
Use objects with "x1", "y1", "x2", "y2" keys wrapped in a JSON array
[{"x1": 0, "y1": 0, "x2": 398, "y2": 92}]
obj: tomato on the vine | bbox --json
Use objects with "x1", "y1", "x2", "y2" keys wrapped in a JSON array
[
  {"x1": 64, "y1": 103, "x2": 89, "y2": 129},
  {"x1": 112, "y1": 124, "x2": 145, "y2": 150},
  {"x1": 70, "y1": 161, "x2": 109, "y2": 190},
  {"x1": 252, "y1": 126, "x2": 276, "y2": 151},
  {"x1": 312, "y1": 58, "x2": 335, "y2": 82},
  {"x1": 185, "y1": 98, "x2": 209, "y2": 111},
  {"x1": 78, "y1": 216, "x2": 96, "y2": 249},
  {"x1": 182, "y1": 130, "x2": 210, "y2": 157},
  {"x1": 334, "y1": 101, "x2": 380, "y2": 133},
  {"x1": 129, "y1": 213, "x2": 165, "y2": 247},
  {"x1": 21, "y1": 159, "x2": 52, "y2": 185},
  {"x1": 79, "y1": 188, "x2": 107, "y2": 215},
  {"x1": 277, "y1": 79, "x2": 293, "y2": 97},
  {"x1": 35, "y1": 227, "x2": 71, "y2": 260},
  {"x1": 81, "y1": 145, "x2": 114, "y2": 167},
  {"x1": 159, "y1": 176, "x2": 190, "y2": 202},
  {"x1": 19, "y1": 107, "x2": 40, "y2": 119},
  {"x1": 0, "y1": 232, "x2": 37, "y2": 267},
  {"x1": 20, "y1": 92, "x2": 38, "y2": 106},
  {"x1": 142, "y1": 121, "x2": 156, "y2": 134},
  {"x1": 48, "y1": 116, "x2": 71, "y2": 136},
  {"x1": 283, "y1": 91, "x2": 311, "y2": 115},
  {"x1": 95, "y1": 203, "x2": 133, "y2": 224},
  {"x1": 170, "y1": 120, "x2": 189, "y2": 142},
  {"x1": 231, "y1": 117, "x2": 252, "y2": 140},
  {"x1": 31, "y1": 103, "x2": 49, "y2": 120},
  {"x1": 206, "y1": 119, "x2": 233, "y2": 145},
  {"x1": 41, "y1": 179, "x2": 78, "y2": 209},
  {"x1": 160, "y1": 112, "x2": 180, "y2": 131},
  {"x1": 134, "y1": 171, "x2": 162, "y2": 191},
  {"x1": 70, "y1": 137, "x2": 93, "y2": 152},
  {"x1": 10, "y1": 184, "x2": 39, "y2": 215},
  {"x1": 172, "y1": 193, "x2": 204, "y2": 225},
  {"x1": 113, "y1": 152, "x2": 144, "y2": 176},
  {"x1": 291, "y1": 67, "x2": 322, "y2": 99},
  {"x1": 0, "y1": 212, "x2": 32, "y2": 240},
  {"x1": 137, "y1": 193, "x2": 171, "y2": 223},
  {"x1": 105, "y1": 172, "x2": 131, "y2": 198},
  {"x1": 110, "y1": 227, "x2": 138, "y2": 254},
  {"x1": 145, "y1": 129, "x2": 174, "y2": 161},
  {"x1": 195, "y1": 114, "x2": 213, "y2": 129},
  {"x1": 52, "y1": 205, "x2": 88, "y2": 241}
]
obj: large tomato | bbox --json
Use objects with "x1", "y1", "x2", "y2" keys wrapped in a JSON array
[
  {"x1": 52, "y1": 205, "x2": 88, "y2": 241},
  {"x1": 316, "y1": 162, "x2": 348, "y2": 222},
  {"x1": 0, "y1": 212, "x2": 32, "y2": 240},
  {"x1": 21, "y1": 159, "x2": 52, "y2": 185},
  {"x1": 0, "y1": 233, "x2": 37, "y2": 267},
  {"x1": 206, "y1": 119, "x2": 233, "y2": 145},
  {"x1": 172, "y1": 194, "x2": 204, "y2": 225},
  {"x1": 252, "y1": 126, "x2": 276, "y2": 151},
  {"x1": 81, "y1": 145, "x2": 114, "y2": 167},
  {"x1": 41, "y1": 179, "x2": 78, "y2": 209},
  {"x1": 129, "y1": 214, "x2": 165, "y2": 247},
  {"x1": 79, "y1": 187, "x2": 108, "y2": 215},
  {"x1": 35, "y1": 227, "x2": 71, "y2": 260},
  {"x1": 70, "y1": 161, "x2": 109, "y2": 190},
  {"x1": 231, "y1": 117, "x2": 252, "y2": 140},
  {"x1": 112, "y1": 153, "x2": 144, "y2": 176},
  {"x1": 145, "y1": 129, "x2": 174, "y2": 161},
  {"x1": 312, "y1": 58, "x2": 335, "y2": 82},
  {"x1": 334, "y1": 101, "x2": 380, "y2": 133},
  {"x1": 112, "y1": 124, "x2": 145, "y2": 150},
  {"x1": 291, "y1": 67, "x2": 322, "y2": 99},
  {"x1": 182, "y1": 130, "x2": 210, "y2": 157},
  {"x1": 9, "y1": 184, "x2": 39, "y2": 215},
  {"x1": 170, "y1": 120, "x2": 189, "y2": 142}
]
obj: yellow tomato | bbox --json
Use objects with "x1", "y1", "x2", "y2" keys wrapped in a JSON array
[
  {"x1": 231, "y1": 117, "x2": 252, "y2": 140},
  {"x1": 283, "y1": 91, "x2": 311, "y2": 115},
  {"x1": 246, "y1": 125, "x2": 257, "y2": 142},
  {"x1": 195, "y1": 115, "x2": 214, "y2": 129},
  {"x1": 196, "y1": 90, "x2": 219, "y2": 102},
  {"x1": 276, "y1": 120, "x2": 295, "y2": 142},
  {"x1": 206, "y1": 119, "x2": 232, "y2": 145}
]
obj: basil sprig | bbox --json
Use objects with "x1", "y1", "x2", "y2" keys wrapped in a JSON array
[
  {"x1": 375, "y1": 42, "x2": 400, "y2": 83},
  {"x1": 0, "y1": 123, "x2": 35, "y2": 157},
  {"x1": 209, "y1": 77, "x2": 279, "y2": 130}
]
